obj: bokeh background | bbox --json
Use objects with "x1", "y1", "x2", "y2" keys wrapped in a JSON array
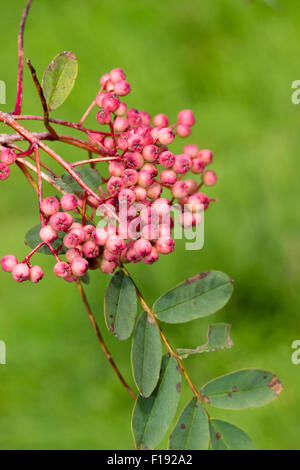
[{"x1": 0, "y1": 0, "x2": 299, "y2": 450}]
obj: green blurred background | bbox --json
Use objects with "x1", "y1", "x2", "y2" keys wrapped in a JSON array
[{"x1": 0, "y1": 0, "x2": 299, "y2": 450}]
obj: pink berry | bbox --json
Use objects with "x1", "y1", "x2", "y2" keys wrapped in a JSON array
[
  {"x1": 40, "y1": 225, "x2": 57, "y2": 243},
  {"x1": 119, "y1": 188, "x2": 136, "y2": 206},
  {"x1": 198, "y1": 149, "x2": 213, "y2": 165},
  {"x1": 147, "y1": 182, "x2": 162, "y2": 201},
  {"x1": 50, "y1": 212, "x2": 73, "y2": 231},
  {"x1": 178, "y1": 110, "x2": 195, "y2": 127},
  {"x1": 107, "y1": 176, "x2": 123, "y2": 195},
  {"x1": 29, "y1": 265, "x2": 44, "y2": 283},
  {"x1": 110, "y1": 68, "x2": 126, "y2": 84},
  {"x1": 83, "y1": 225, "x2": 96, "y2": 241},
  {"x1": 142, "y1": 145, "x2": 159, "y2": 163},
  {"x1": 141, "y1": 224, "x2": 159, "y2": 241},
  {"x1": 143, "y1": 246, "x2": 159, "y2": 265},
  {"x1": 176, "y1": 124, "x2": 191, "y2": 138},
  {"x1": 60, "y1": 194, "x2": 78, "y2": 212},
  {"x1": 94, "y1": 227, "x2": 109, "y2": 246},
  {"x1": 140, "y1": 111, "x2": 152, "y2": 126},
  {"x1": 153, "y1": 113, "x2": 169, "y2": 128},
  {"x1": 0, "y1": 148, "x2": 17, "y2": 165},
  {"x1": 71, "y1": 257, "x2": 89, "y2": 277},
  {"x1": 102, "y1": 93, "x2": 120, "y2": 112},
  {"x1": 103, "y1": 137, "x2": 116, "y2": 151},
  {"x1": 100, "y1": 259, "x2": 118, "y2": 274},
  {"x1": 0, "y1": 163, "x2": 10, "y2": 180},
  {"x1": 173, "y1": 154, "x2": 192, "y2": 174},
  {"x1": 121, "y1": 169, "x2": 139, "y2": 186},
  {"x1": 70, "y1": 228, "x2": 86, "y2": 243},
  {"x1": 183, "y1": 144, "x2": 199, "y2": 158},
  {"x1": 159, "y1": 151, "x2": 175, "y2": 168},
  {"x1": 152, "y1": 198, "x2": 171, "y2": 217},
  {"x1": 191, "y1": 157, "x2": 206, "y2": 174},
  {"x1": 65, "y1": 248, "x2": 82, "y2": 263},
  {"x1": 82, "y1": 241, "x2": 100, "y2": 258},
  {"x1": 1, "y1": 254, "x2": 18, "y2": 272},
  {"x1": 138, "y1": 170, "x2": 153, "y2": 188},
  {"x1": 100, "y1": 73, "x2": 110, "y2": 87},
  {"x1": 114, "y1": 80, "x2": 131, "y2": 96},
  {"x1": 114, "y1": 102, "x2": 127, "y2": 117},
  {"x1": 105, "y1": 235, "x2": 126, "y2": 255},
  {"x1": 63, "y1": 231, "x2": 80, "y2": 249},
  {"x1": 41, "y1": 197, "x2": 60, "y2": 216},
  {"x1": 187, "y1": 193, "x2": 210, "y2": 212},
  {"x1": 156, "y1": 237, "x2": 175, "y2": 254},
  {"x1": 127, "y1": 108, "x2": 142, "y2": 128},
  {"x1": 128, "y1": 134, "x2": 144, "y2": 153},
  {"x1": 95, "y1": 92, "x2": 105, "y2": 107},
  {"x1": 54, "y1": 261, "x2": 71, "y2": 278},
  {"x1": 134, "y1": 238, "x2": 152, "y2": 257},
  {"x1": 202, "y1": 170, "x2": 217, "y2": 186},
  {"x1": 109, "y1": 160, "x2": 126, "y2": 177},
  {"x1": 160, "y1": 169, "x2": 177, "y2": 185},
  {"x1": 134, "y1": 186, "x2": 147, "y2": 201},
  {"x1": 124, "y1": 151, "x2": 144, "y2": 169},
  {"x1": 158, "y1": 128, "x2": 175, "y2": 145},
  {"x1": 185, "y1": 178, "x2": 198, "y2": 195},
  {"x1": 179, "y1": 212, "x2": 195, "y2": 228},
  {"x1": 113, "y1": 117, "x2": 128, "y2": 132},
  {"x1": 12, "y1": 263, "x2": 30, "y2": 282},
  {"x1": 172, "y1": 181, "x2": 190, "y2": 199},
  {"x1": 96, "y1": 109, "x2": 111, "y2": 125}
]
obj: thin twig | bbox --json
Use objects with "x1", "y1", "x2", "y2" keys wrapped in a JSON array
[
  {"x1": 16, "y1": 160, "x2": 38, "y2": 194},
  {"x1": 76, "y1": 280, "x2": 136, "y2": 400}
]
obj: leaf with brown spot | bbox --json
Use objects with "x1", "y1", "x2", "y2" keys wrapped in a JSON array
[
  {"x1": 177, "y1": 323, "x2": 233, "y2": 359},
  {"x1": 209, "y1": 419, "x2": 256, "y2": 450}
]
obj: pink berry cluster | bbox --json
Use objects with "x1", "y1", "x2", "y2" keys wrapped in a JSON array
[
  {"x1": 0, "y1": 148, "x2": 17, "y2": 181},
  {"x1": 1, "y1": 67, "x2": 218, "y2": 283}
]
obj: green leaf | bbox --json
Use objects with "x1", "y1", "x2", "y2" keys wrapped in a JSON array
[
  {"x1": 201, "y1": 369, "x2": 283, "y2": 409},
  {"x1": 25, "y1": 224, "x2": 66, "y2": 255},
  {"x1": 131, "y1": 312, "x2": 162, "y2": 397},
  {"x1": 169, "y1": 398, "x2": 209, "y2": 450},
  {"x1": 209, "y1": 419, "x2": 256, "y2": 450},
  {"x1": 52, "y1": 167, "x2": 101, "y2": 194},
  {"x1": 177, "y1": 323, "x2": 233, "y2": 359},
  {"x1": 104, "y1": 270, "x2": 137, "y2": 341},
  {"x1": 42, "y1": 51, "x2": 78, "y2": 111},
  {"x1": 153, "y1": 271, "x2": 233, "y2": 324},
  {"x1": 132, "y1": 354, "x2": 181, "y2": 449}
]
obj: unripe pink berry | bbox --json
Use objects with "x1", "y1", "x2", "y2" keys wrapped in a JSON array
[
  {"x1": 105, "y1": 235, "x2": 126, "y2": 255},
  {"x1": 113, "y1": 117, "x2": 128, "y2": 132},
  {"x1": 50, "y1": 212, "x2": 73, "y2": 231},
  {"x1": 140, "y1": 111, "x2": 152, "y2": 126},
  {"x1": 1, "y1": 254, "x2": 18, "y2": 272},
  {"x1": 140, "y1": 206, "x2": 158, "y2": 225},
  {"x1": 94, "y1": 227, "x2": 109, "y2": 246},
  {"x1": 65, "y1": 248, "x2": 82, "y2": 264},
  {"x1": 138, "y1": 170, "x2": 153, "y2": 188},
  {"x1": 54, "y1": 261, "x2": 71, "y2": 278},
  {"x1": 83, "y1": 225, "x2": 96, "y2": 241},
  {"x1": 127, "y1": 108, "x2": 142, "y2": 128},
  {"x1": 110, "y1": 68, "x2": 126, "y2": 84},
  {"x1": 191, "y1": 157, "x2": 206, "y2": 174},
  {"x1": 119, "y1": 188, "x2": 136, "y2": 206},
  {"x1": 128, "y1": 134, "x2": 144, "y2": 152},
  {"x1": 71, "y1": 228, "x2": 86, "y2": 243},
  {"x1": 40, "y1": 225, "x2": 57, "y2": 243},
  {"x1": 185, "y1": 178, "x2": 198, "y2": 195},
  {"x1": 160, "y1": 169, "x2": 177, "y2": 185},
  {"x1": 103, "y1": 137, "x2": 116, "y2": 151},
  {"x1": 198, "y1": 149, "x2": 213, "y2": 165},
  {"x1": 100, "y1": 259, "x2": 118, "y2": 274},
  {"x1": 158, "y1": 127, "x2": 175, "y2": 145},
  {"x1": 60, "y1": 193, "x2": 78, "y2": 212},
  {"x1": 134, "y1": 186, "x2": 147, "y2": 201},
  {"x1": 96, "y1": 109, "x2": 111, "y2": 125},
  {"x1": 102, "y1": 93, "x2": 120, "y2": 112},
  {"x1": 12, "y1": 263, "x2": 30, "y2": 282},
  {"x1": 63, "y1": 231, "x2": 80, "y2": 249},
  {"x1": 183, "y1": 144, "x2": 199, "y2": 158},
  {"x1": 179, "y1": 212, "x2": 195, "y2": 228},
  {"x1": 71, "y1": 257, "x2": 89, "y2": 277},
  {"x1": 103, "y1": 248, "x2": 119, "y2": 263},
  {"x1": 125, "y1": 247, "x2": 142, "y2": 264},
  {"x1": 124, "y1": 151, "x2": 144, "y2": 169},
  {"x1": 114, "y1": 80, "x2": 131, "y2": 96},
  {"x1": 202, "y1": 170, "x2": 217, "y2": 186},
  {"x1": 0, "y1": 148, "x2": 17, "y2": 165},
  {"x1": 152, "y1": 198, "x2": 171, "y2": 217},
  {"x1": 150, "y1": 127, "x2": 160, "y2": 141},
  {"x1": 107, "y1": 176, "x2": 123, "y2": 195},
  {"x1": 82, "y1": 241, "x2": 99, "y2": 258},
  {"x1": 142, "y1": 163, "x2": 158, "y2": 177},
  {"x1": 95, "y1": 92, "x2": 105, "y2": 107},
  {"x1": 159, "y1": 151, "x2": 175, "y2": 168},
  {"x1": 178, "y1": 109, "x2": 195, "y2": 127},
  {"x1": 30, "y1": 265, "x2": 44, "y2": 283},
  {"x1": 156, "y1": 237, "x2": 175, "y2": 254},
  {"x1": 176, "y1": 124, "x2": 191, "y2": 138},
  {"x1": 114, "y1": 102, "x2": 127, "y2": 117},
  {"x1": 100, "y1": 73, "x2": 110, "y2": 87},
  {"x1": 0, "y1": 163, "x2": 10, "y2": 180},
  {"x1": 41, "y1": 197, "x2": 60, "y2": 216},
  {"x1": 143, "y1": 246, "x2": 159, "y2": 265},
  {"x1": 187, "y1": 192, "x2": 210, "y2": 212},
  {"x1": 121, "y1": 169, "x2": 139, "y2": 186},
  {"x1": 141, "y1": 224, "x2": 159, "y2": 241},
  {"x1": 134, "y1": 238, "x2": 152, "y2": 257},
  {"x1": 147, "y1": 182, "x2": 162, "y2": 201},
  {"x1": 153, "y1": 113, "x2": 169, "y2": 128},
  {"x1": 158, "y1": 223, "x2": 172, "y2": 238},
  {"x1": 109, "y1": 160, "x2": 126, "y2": 177},
  {"x1": 172, "y1": 181, "x2": 190, "y2": 199},
  {"x1": 142, "y1": 144, "x2": 159, "y2": 163},
  {"x1": 173, "y1": 154, "x2": 192, "y2": 174},
  {"x1": 64, "y1": 273, "x2": 78, "y2": 283}
]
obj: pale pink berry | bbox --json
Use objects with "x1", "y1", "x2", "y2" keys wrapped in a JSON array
[
  {"x1": 159, "y1": 151, "x2": 175, "y2": 168},
  {"x1": 119, "y1": 188, "x2": 136, "y2": 206},
  {"x1": 172, "y1": 181, "x2": 190, "y2": 199},
  {"x1": 68, "y1": 222, "x2": 82, "y2": 231},
  {"x1": 102, "y1": 93, "x2": 120, "y2": 112},
  {"x1": 107, "y1": 176, "x2": 123, "y2": 195},
  {"x1": 0, "y1": 148, "x2": 17, "y2": 165},
  {"x1": 134, "y1": 186, "x2": 147, "y2": 201},
  {"x1": 103, "y1": 248, "x2": 119, "y2": 263},
  {"x1": 160, "y1": 169, "x2": 177, "y2": 185},
  {"x1": 179, "y1": 212, "x2": 195, "y2": 228},
  {"x1": 134, "y1": 238, "x2": 152, "y2": 257},
  {"x1": 29, "y1": 265, "x2": 44, "y2": 283},
  {"x1": 183, "y1": 144, "x2": 199, "y2": 158},
  {"x1": 103, "y1": 137, "x2": 116, "y2": 151},
  {"x1": 127, "y1": 108, "x2": 142, "y2": 128},
  {"x1": 140, "y1": 206, "x2": 159, "y2": 225},
  {"x1": 138, "y1": 170, "x2": 153, "y2": 188},
  {"x1": 187, "y1": 193, "x2": 210, "y2": 212},
  {"x1": 158, "y1": 128, "x2": 175, "y2": 145},
  {"x1": 100, "y1": 259, "x2": 118, "y2": 274},
  {"x1": 114, "y1": 80, "x2": 131, "y2": 96},
  {"x1": 12, "y1": 263, "x2": 30, "y2": 282},
  {"x1": 113, "y1": 117, "x2": 128, "y2": 132},
  {"x1": 64, "y1": 273, "x2": 78, "y2": 283},
  {"x1": 109, "y1": 160, "x2": 126, "y2": 177},
  {"x1": 141, "y1": 224, "x2": 159, "y2": 241},
  {"x1": 96, "y1": 109, "x2": 111, "y2": 125},
  {"x1": 100, "y1": 73, "x2": 110, "y2": 87},
  {"x1": 106, "y1": 235, "x2": 126, "y2": 255},
  {"x1": 121, "y1": 169, "x2": 139, "y2": 186},
  {"x1": 128, "y1": 134, "x2": 144, "y2": 152},
  {"x1": 0, "y1": 163, "x2": 10, "y2": 180},
  {"x1": 152, "y1": 198, "x2": 171, "y2": 217},
  {"x1": 178, "y1": 110, "x2": 195, "y2": 127},
  {"x1": 173, "y1": 154, "x2": 192, "y2": 174},
  {"x1": 41, "y1": 197, "x2": 60, "y2": 216},
  {"x1": 202, "y1": 170, "x2": 217, "y2": 186},
  {"x1": 82, "y1": 241, "x2": 99, "y2": 258},
  {"x1": 198, "y1": 149, "x2": 213, "y2": 165},
  {"x1": 60, "y1": 194, "x2": 78, "y2": 212},
  {"x1": 156, "y1": 237, "x2": 175, "y2": 254},
  {"x1": 110, "y1": 68, "x2": 126, "y2": 84},
  {"x1": 185, "y1": 179, "x2": 198, "y2": 194},
  {"x1": 1, "y1": 255, "x2": 18, "y2": 272},
  {"x1": 65, "y1": 248, "x2": 82, "y2": 263},
  {"x1": 50, "y1": 212, "x2": 73, "y2": 231},
  {"x1": 63, "y1": 231, "x2": 80, "y2": 249},
  {"x1": 95, "y1": 227, "x2": 109, "y2": 246},
  {"x1": 54, "y1": 261, "x2": 71, "y2": 278},
  {"x1": 142, "y1": 163, "x2": 158, "y2": 177},
  {"x1": 126, "y1": 247, "x2": 142, "y2": 264},
  {"x1": 40, "y1": 225, "x2": 57, "y2": 243},
  {"x1": 159, "y1": 224, "x2": 172, "y2": 238},
  {"x1": 71, "y1": 257, "x2": 89, "y2": 277},
  {"x1": 95, "y1": 92, "x2": 105, "y2": 107},
  {"x1": 191, "y1": 157, "x2": 206, "y2": 174},
  {"x1": 147, "y1": 182, "x2": 162, "y2": 201},
  {"x1": 71, "y1": 228, "x2": 86, "y2": 243},
  {"x1": 83, "y1": 225, "x2": 96, "y2": 241},
  {"x1": 140, "y1": 111, "x2": 152, "y2": 126},
  {"x1": 153, "y1": 114, "x2": 169, "y2": 128},
  {"x1": 143, "y1": 246, "x2": 159, "y2": 264},
  {"x1": 124, "y1": 151, "x2": 144, "y2": 169},
  {"x1": 142, "y1": 145, "x2": 159, "y2": 163},
  {"x1": 114, "y1": 102, "x2": 127, "y2": 117},
  {"x1": 151, "y1": 127, "x2": 160, "y2": 141},
  {"x1": 176, "y1": 124, "x2": 191, "y2": 138}
]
